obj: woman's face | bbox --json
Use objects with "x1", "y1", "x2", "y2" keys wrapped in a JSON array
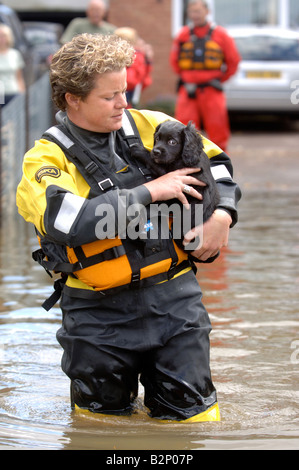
[{"x1": 66, "y1": 68, "x2": 128, "y2": 133}]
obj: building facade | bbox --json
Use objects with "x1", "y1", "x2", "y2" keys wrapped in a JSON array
[{"x1": 109, "y1": 0, "x2": 176, "y2": 106}]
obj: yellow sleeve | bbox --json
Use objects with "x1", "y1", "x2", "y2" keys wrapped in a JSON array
[{"x1": 16, "y1": 139, "x2": 90, "y2": 234}]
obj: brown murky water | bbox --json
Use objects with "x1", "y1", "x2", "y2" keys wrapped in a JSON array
[{"x1": 0, "y1": 139, "x2": 299, "y2": 450}]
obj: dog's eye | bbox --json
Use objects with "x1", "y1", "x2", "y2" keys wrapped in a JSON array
[{"x1": 168, "y1": 139, "x2": 178, "y2": 146}]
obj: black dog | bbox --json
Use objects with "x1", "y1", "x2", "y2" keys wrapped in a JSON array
[{"x1": 130, "y1": 120, "x2": 220, "y2": 255}]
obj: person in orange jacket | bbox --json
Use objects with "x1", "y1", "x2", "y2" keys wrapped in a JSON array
[
  {"x1": 115, "y1": 27, "x2": 153, "y2": 107},
  {"x1": 170, "y1": 0, "x2": 240, "y2": 151}
]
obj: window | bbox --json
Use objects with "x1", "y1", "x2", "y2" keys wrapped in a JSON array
[
  {"x1": 174, "y1": 0, "x2": 297, "y2": 33},
  {"x1": 290, "y1": 0, "x2": 299, "y2": 28},
  {"x1": 234, "y1": 35, "x2": 299, "y2": 61},
  {"x1": 213, "y1": 0, "x2": 279, "y2": 26}
]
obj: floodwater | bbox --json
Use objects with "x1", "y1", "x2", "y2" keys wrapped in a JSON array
[{"x1": 0, "y1": 131, "x2": 299, "y2": 450}]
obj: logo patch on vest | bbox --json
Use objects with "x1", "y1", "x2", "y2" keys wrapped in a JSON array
[{"x1": 35, "y1": 166, "x2": 61, "y2": 183}]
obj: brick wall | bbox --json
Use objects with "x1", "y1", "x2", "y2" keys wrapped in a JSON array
[{"x1": 108, "y1": 0, "x2": 177, "y2": 107}]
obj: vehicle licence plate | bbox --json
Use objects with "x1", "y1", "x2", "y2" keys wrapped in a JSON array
[{"x1": 246, "y1": 71, "x2": 281, "y2": 79}]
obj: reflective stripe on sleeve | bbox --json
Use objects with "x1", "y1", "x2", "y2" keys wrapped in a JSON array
[
  {"x1": 211, "y1": 165, "x2": 232, "y2": 181},
  {"x1": 54, "y1": 193, "x2": 85, "y2": 234}
]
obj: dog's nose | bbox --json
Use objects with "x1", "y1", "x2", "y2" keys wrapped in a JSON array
[{"x1": 152, "y1": 148, "x2": 161, "y2": 157}]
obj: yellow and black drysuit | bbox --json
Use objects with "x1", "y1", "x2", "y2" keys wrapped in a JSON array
[{"x1": 16, "y1": 109, "x2": 241, "y2": 422}]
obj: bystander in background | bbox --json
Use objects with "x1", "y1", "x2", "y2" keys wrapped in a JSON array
[
  {"x1": 60, "y1": 0, "x2": 116, "y2": 44},
  {"x1": 0, "y1": 24, "x2": 25, "y2": 106},
  {"x1": 115, "y1": 27, "x2": 153, "y2": 107},
  {"x1": 170, "y1": 0, "x2": 240, "y2": 151}
]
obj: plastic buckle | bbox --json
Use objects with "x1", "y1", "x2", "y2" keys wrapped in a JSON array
[
  {"x1": 98, "y1": 178, "x2": 114, "y2": 191},
  {"x1": 131, "y1": 272, "x2": 141, "y2": 284},
  {"x1": 85, "y1": 161, "x2": 98, "y2": 175},
  {"x1": 112, "y1": 245, "x2": 125, "y2": 259}
]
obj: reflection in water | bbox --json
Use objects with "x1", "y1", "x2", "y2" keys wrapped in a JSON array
[{"x1": 0, "y1": 191, "x2": 299, "y2": 450}]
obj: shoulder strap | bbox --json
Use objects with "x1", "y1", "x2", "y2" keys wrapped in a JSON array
[
  {"x1": 42, "y1": 124, "x2": 116, "y2": 193},
  {"x1": 120, "y1": 109, "x2": 143, "y2": 148},
  {"x1": 206, "y1": 24, "x2": 216, "y2": 39},
  {"x1": 42, "y1": 109, "x2": 148, "y2": 193},
  {"x1": 120, "y1": 110, "x2": 153, "y2": 180}
]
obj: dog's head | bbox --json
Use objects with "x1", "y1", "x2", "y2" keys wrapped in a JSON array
[{"x1": 151, "y1": 120, "x2": 204, "y2": 168}]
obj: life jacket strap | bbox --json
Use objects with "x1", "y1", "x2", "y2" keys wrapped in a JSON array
[
  {"x1": 32, "y1": 248, "x2": 78, "y2": 275},
  {"x1": 73, "y1": 244, "x2": 126, "y2": 270},
  {"x1": 42, "y1": 276, "x2": 67, "y2": 312}
]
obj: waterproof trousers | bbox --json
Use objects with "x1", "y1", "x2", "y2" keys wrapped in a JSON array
[
  {"x1": 56, "y1": 270, "x2": 218, "y2": 421},
  {"x1": 175, "y1": 85, "x2": 230, "y2": 152}
]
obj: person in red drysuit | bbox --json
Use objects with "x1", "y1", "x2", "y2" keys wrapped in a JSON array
[{"x1": 170, "y1": 0, "x2": 240, "y2": 151}]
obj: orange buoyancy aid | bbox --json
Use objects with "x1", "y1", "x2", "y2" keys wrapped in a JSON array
[
  {"x1": 178, "y1": 26, "x2": 224, "y2": 71},
  {"x1": 65, "y1": 231, "x2": 188, "y2": 292}
]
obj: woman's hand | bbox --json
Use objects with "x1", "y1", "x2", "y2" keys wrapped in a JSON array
[
  {"x1": 184, "y1": 209, "x2": 232, "y2": 261},
  {"x1": 144, "y1": 168, "x2": 206, "y2": 208}
]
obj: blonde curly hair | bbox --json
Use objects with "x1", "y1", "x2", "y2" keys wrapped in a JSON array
[{"x1": 50, "y1": 33, "x2": 135, "y2": 111}]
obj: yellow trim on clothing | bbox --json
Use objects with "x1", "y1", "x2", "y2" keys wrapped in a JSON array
[
  {"x1": 181, "y1": 403, "x2": 221, "y2": 423},
  {"x1": 74, "y1": 405, "x2": 118, "y2": 419},
  {"x1": 74, "y1": 402, "x2": 220, "y2": 423},
  {"x1": 157, "y1": 266, "x2": 192, "y2": 284},
  {"x1": 155, "y1": 403, "x2": 221, "y2": 423}
]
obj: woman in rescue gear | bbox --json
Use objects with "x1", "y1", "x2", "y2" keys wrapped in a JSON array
[
  {"x1": 16, "y1": 33, "x2": 241, "y2": 422},
  {"x1": 170, "y1": 0, "x2": 241, "y2": 152}
]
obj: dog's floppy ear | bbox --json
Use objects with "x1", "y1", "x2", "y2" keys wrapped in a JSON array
[
  {"x1": 153, "y1": 122, "x2": 162, "y2": 139},
  {"x1": 155, "y1": 123, "x2": 162, "y2": 133},
  {"x1": 181, "y1": 121, "x2": 204, "y2": 167}
]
